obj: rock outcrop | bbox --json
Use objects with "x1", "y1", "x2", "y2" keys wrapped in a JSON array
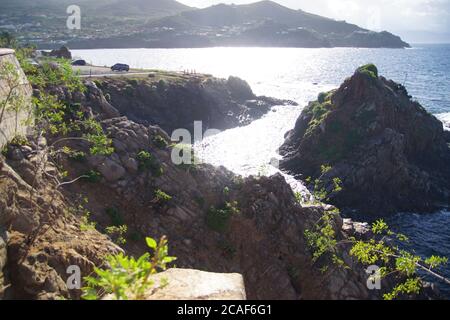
[
  {"x1": 0, "y1": 153, "x2": 122, "y2": 299},
  {"x1": 42, "y1": 46, "x2": 72, "y2": 60},
  {"x1": 0, "y1": 61, "x2": 375, "y2": 300},
  {"x1": 280, "y1": 64, "x2": 450, "y2": 215},
  {"x1": 89, "y1": 74, "x2": 295, "y2": 135}
]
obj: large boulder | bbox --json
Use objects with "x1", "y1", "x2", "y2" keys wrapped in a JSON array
[
  {"x1": 280, "y1": 64, "x2": 450, "y2": 215},
  {"x1": 104, "y1": 269, "x2": 247, "y2": 300}
]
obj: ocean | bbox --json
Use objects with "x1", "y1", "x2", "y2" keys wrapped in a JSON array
[{"x1": 73, "y1": 44, "x2": 450, "y2": 296}]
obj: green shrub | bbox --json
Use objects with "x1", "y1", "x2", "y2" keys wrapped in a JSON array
[
  {"x1": 153, "y1": 135, "x2": 168, "y2": 149},
  {"x1": 206, "y1": 201, "x2": 240, "y2": 233},
  {"x1": 82, "y1": 119, "x2": 114, "y2": 156},
  {"x1": 33, "y1": 59, "x2": 85, "y2": 92},
  {"x1": 304, "y1": 174, "x2": 449, "y2": 300},
  {"x1": 154, "y1": 189, "x2": 172, "y2": 204},
  {"x1": 82, "y1": 236, "x2": 176, "y2": 300},
  {"x1": 80, "y1": 214, "x2": 97, "y2": 231},
  {"x1": 105, "y1": 225, "x2": 128, "y2": 245},
  {"x1": 318, "y1": 92, "x2": 327, "y2": 104},
  {"x1": 129, "y1": 231, "x2": 143, "y2": 242},
  {"x1": 70, "y1": 151, "x2": 86, "y2": 162},
  {"x1": 84, "y1": 170, "x2": 102, "y2": 183},
  {"x1": 10, "y1": 135, "x2": 29, "y2": 147},
  {"x1": 64, "y1": 147, "x2": 86, "y2": 162},
  {"x1": 357, "y1": 63, "x2": 378, "y2": 78},
  {"x1": 136, "y1": 150, "x2": 163, "y2": 176},
  {"x1": 76, "y1": 204, "x2": 96, "y2": 231},
  {"x1": 106, "y1": 207, "x2": 124, "y2": 226}
]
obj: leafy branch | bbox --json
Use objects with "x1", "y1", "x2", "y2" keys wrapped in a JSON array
[
  {"x1": 303, "y1": 166, "x2": 449, "y2": 300},
  {"x1": 82, "y1": 236, "x2": 176, "y2": 300}
]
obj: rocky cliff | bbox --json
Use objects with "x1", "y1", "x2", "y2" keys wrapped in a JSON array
[
  {"x1": 0, "y1": 63, "x2": 376, "y2": 299},
  {"x1": 0, "y1": 117, "x2": 372, "y2": 300},
  {"x1": 86, "y1": 73, "x2": 294, "y2": 135},
  {"x1": 54, "y1": 116, "x2": 370, "y2": 300},
  {"x1": 280, "y1": 64, "x2": 450, "y2": 215}
]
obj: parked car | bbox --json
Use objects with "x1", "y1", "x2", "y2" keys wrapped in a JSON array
[
  {"x1": 111, "y1": 63, "x2": 130, "y2": 72},
  {"x1": 71, "y1": 59, "x2": 87, "y2": 66}
]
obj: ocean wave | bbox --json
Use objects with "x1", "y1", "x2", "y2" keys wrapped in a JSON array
[{"x1": 436, "y1": 113, "x2": 450, "y2": 131}]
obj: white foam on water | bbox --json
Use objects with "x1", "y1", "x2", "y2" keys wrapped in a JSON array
[{"x1": 436, "y1": 113, "x2": 450, "y2": 131}]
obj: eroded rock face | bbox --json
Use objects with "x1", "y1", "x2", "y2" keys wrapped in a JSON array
[
  {"x1": 59, "y1": 117, "x2": 371, "y2": 300},
  {"x1": 280, "y1": 66, "x2": 450, "y2": 215},
  {"x1": 0, "y1": 157, "x2": 122, "y2": 300}
]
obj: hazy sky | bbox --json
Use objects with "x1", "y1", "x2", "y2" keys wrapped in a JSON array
[{"x1": 178, "y1": 0, "x2": 450, "y2": 42}]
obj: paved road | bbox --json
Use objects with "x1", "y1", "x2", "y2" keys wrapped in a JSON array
[{"x1": 73, "y1": 65, "x2": 157, "y2": 78}]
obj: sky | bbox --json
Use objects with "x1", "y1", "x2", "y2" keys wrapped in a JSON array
[{"x1": 177, "y1": 0, "x2": 450, "y2": 43}]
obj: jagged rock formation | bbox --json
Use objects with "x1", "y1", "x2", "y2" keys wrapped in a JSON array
[
  {"x1": 0, "y1": 154, "x2": 122, "y2": 299},
  {"x1": 87, "y1": 74, "x2": 295, "y2": 135},
  {"x1": 51, "y1": 115, "x2": 371, "y2": 300},
  {"x1": 280, "y1": 65, "x2": 450, "y2": 215}
]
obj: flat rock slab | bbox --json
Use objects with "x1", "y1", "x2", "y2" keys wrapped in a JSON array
[
  {"x1": 0, "y1": 49, "x2": 14, "y2": 56},
  {"x1": 148, "y1": 269, "x2": 246, "y2": 300},
  {"x1": 103, "y1": 268, "x2": 246, "y2": 300}
]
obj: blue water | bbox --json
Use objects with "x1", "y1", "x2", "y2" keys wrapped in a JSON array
[
  {"x1": 73, "y1": 44, "x2": 450, "y2": 297},
  {"x1": 386, "y1": 211, "x2": 450, "y2": 297}
]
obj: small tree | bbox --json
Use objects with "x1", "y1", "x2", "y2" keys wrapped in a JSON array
[
  {"x1": 0, "y1": 60, "x2": 28, "y2": 130},
  {"x1": 303, "y1": 166, "x2": 450, "y2": 300},
  {"x1": 82, "y1": 236, "x2": 176, "y2": 300},
  {"x1": 0, "y1": 31, "x2": 17, "y2": 48}
]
